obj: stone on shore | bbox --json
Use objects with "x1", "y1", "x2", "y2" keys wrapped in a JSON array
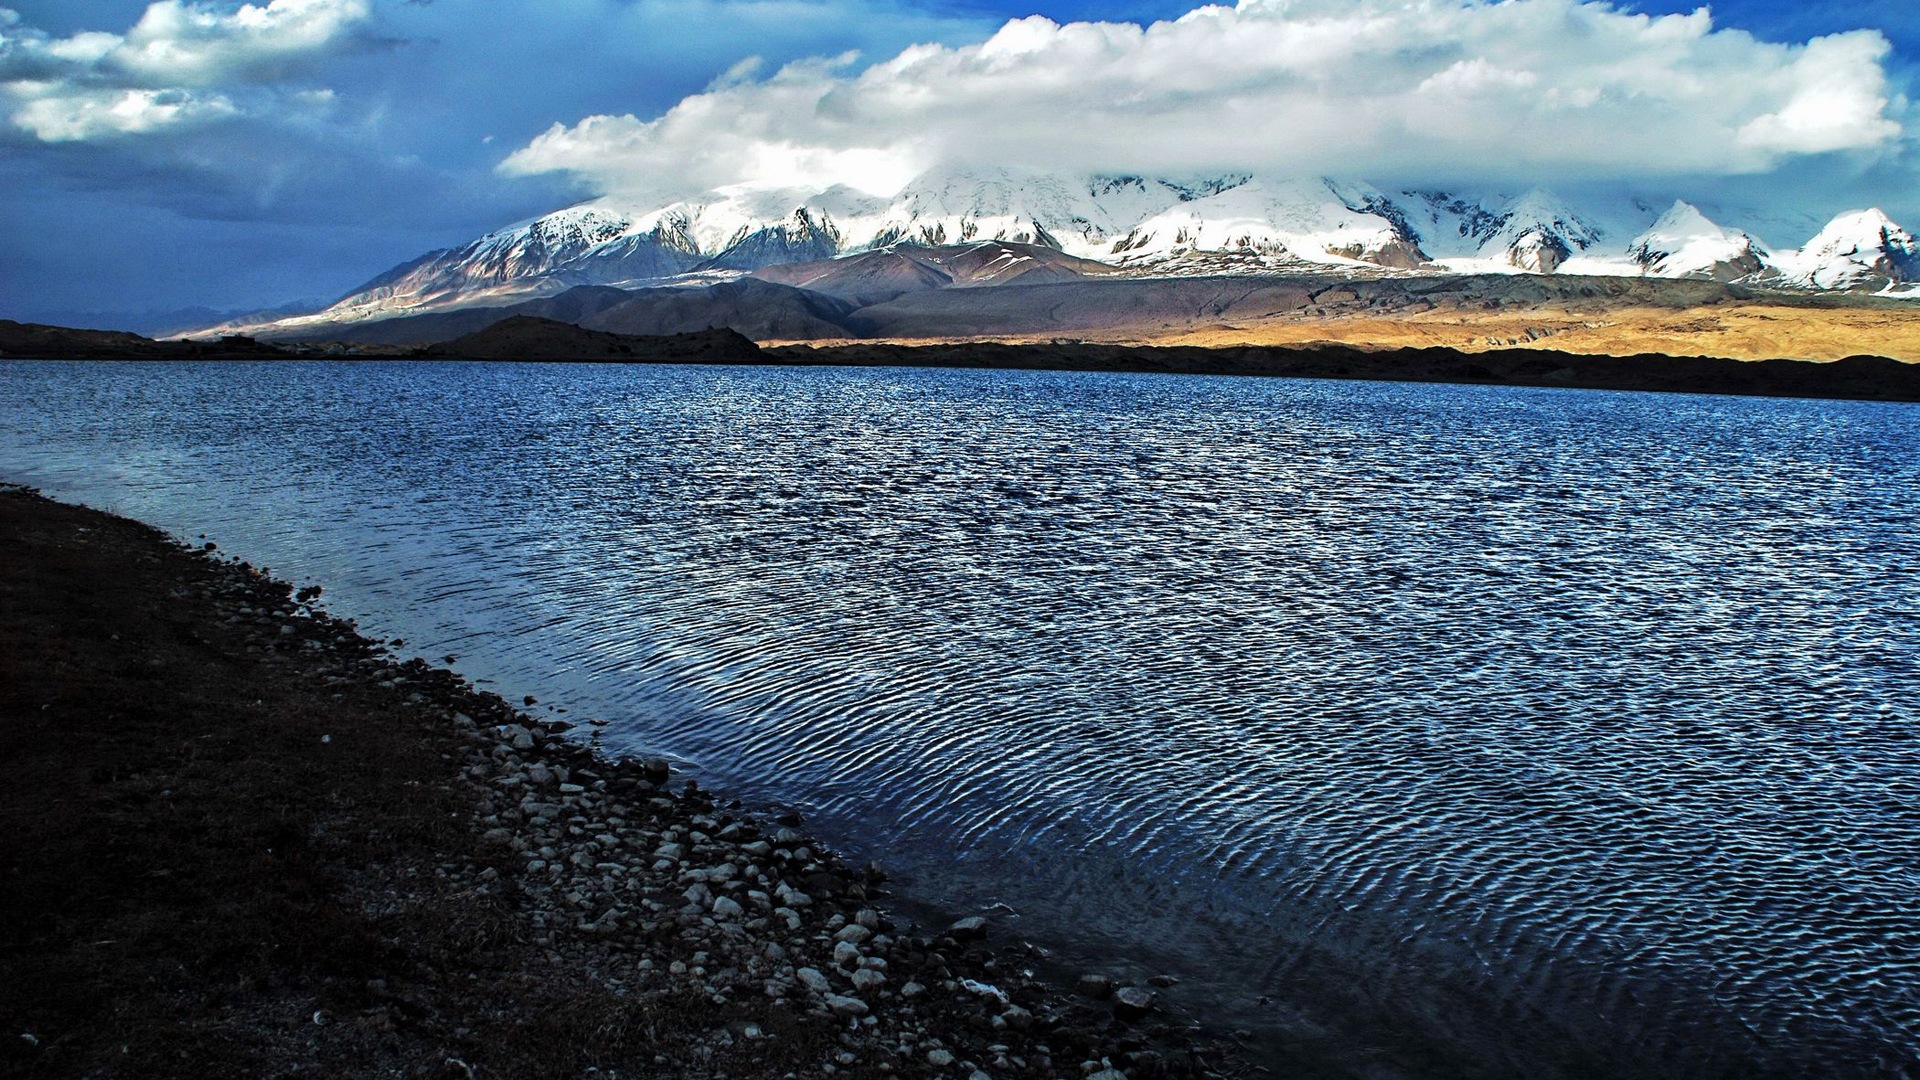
[
  {"x1": 851, "y1": 967, "x2": 886, "y2": 991},
  {"x1": 949, "y1": 916, "x2": 989, "y2": 941},
  {"x1": 1112, "y1": 985, "x2": 1157, "y2": 1021},
  {"x1": 825, "y1": 993, "x2": 870, "y2": 1017},
  {"x1": 796, "y1": 967, "x2": 832, "y2": 994}
]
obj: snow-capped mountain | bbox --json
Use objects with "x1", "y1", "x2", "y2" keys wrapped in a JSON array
[
  {"x1": 1477, "y1": 189, "x2": 1608, "y2": 273},
  {"x1": 1772, "y1": 209, "x2": 1920, "y2": 290},
  {"x1": 330, "y1": 204, "x2": 704, "y2": 319},
  {"x1": 220, "y1": 167, "x2": 1920, "y2": 335},
  {"x1": 1626, "y1": 202, "x2": 1768, "y2": 281},
  {"x1": 1107, "y1": 178, "x2": 1427, "y2": 268},
  {"x1": 857, "y1": 164, "x2": 1117, "y2": 251},
  {"x1": 1403, "y1": 188, "x2": 1623, "y2": 273}
]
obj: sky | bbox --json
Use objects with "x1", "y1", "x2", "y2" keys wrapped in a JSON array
[{"x1": 2, "y1": 0, "x2": 1917, "y2": 326}]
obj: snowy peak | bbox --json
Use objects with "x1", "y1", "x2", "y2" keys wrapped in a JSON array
[
  {"x1": 867, "y1": 165, "x2": 1116, "y2": 252},
  {"x1": 1627, "y1": 201, "x2": 1767, "y2": 281},
  {"x1": 1085, "y1": 175, "x2": 1202, "y2": 228},
  {"x1": 1644, "y1": 200, "x2": 1725, "y2": 239},
  {"x1": 892, "y1": 164, "x2": 1072, "y2": 219},
  {"x1": 702, "y1": 207, "x2": 843, "y2": 272},
  {"x1": 1399, "y1": 187, "x2": 1611, "y2": 272},
  {"x1": 521, "y1": 205, "x2": 634, "y2": 254},
  {"x1": 1483, "y1": 189, "x2": 1605, "y2": 273},
  {"x1": 1780, "y1": 208, "x2": 1920, "y2": 290},
  {"x1": 319, "y1": 204, "x2": 679, "y2": 319},
  {"x1": 1113, "y1": 177, "x2": 1428, "y2": 269},
  {"x1": 1402, "y1": 190, "x2": 1511, "y2": 256}
]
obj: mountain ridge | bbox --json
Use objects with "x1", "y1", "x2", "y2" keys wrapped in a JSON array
[{"x1": 199, "y1": 167, "x2": 1919, "y2": 340}]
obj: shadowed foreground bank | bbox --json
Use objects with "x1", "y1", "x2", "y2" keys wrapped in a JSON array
[{"x1": 0, "y1": 487, "x2": 1237, "y2": 1080}]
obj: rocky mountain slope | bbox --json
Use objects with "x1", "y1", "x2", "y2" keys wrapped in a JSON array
[
  {"x1": 753, "y1": 241, "x2": 1119, "y2": 305},
  {"x1": 294, "y1": 279, "x2": 855, "y2": 347},
  {"x1": 263, "y1": 268, "x2": 1780, "y2": 348}
]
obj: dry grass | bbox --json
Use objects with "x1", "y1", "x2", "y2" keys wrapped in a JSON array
[
  {"x1": 1145, "y1": 303, "x2": 1920, "y2": 361},
  {"x1": 771, "y1": 301, "x2": 1920, "y2": 363}
]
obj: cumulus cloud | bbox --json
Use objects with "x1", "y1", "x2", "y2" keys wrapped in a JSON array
[
  {"x1": 9, "y1": 85, "x2": 240, "y2": 140},
  {"x1": 0, "y1": 0, "x2": 370, "y2": 141},
  {"x1": 1737, "y1": 31, "x2": 1905, "y2": 155},
  {"x1": 501, "y1": 0, "x2": 1907, "y2": 202}
]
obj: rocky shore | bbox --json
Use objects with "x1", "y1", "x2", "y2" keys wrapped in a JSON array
[{"x1": 0, "y1": 486, "x2": 1240, "y2": 1080}]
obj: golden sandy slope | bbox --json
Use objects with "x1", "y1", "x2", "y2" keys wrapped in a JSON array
[
  {"x1": 1142, "y1": 303, "x2": 1920, "y2": 361},
  {"x1": 778, "y1": 304, "x2": 1920, "y2": 362},
  {"x1": 766, "y1": 271, "x2": 1920, "y2": 362}
]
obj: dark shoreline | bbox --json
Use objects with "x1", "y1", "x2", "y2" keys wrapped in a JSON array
[
  {"x1": 6, "y1": 316, "x2": 1920, "y2": 404},
  {"x1": 0, "y1": 485, "x2": 1240, "y2": 1079},
  {"x1": 767, "y1": 341, "x2": 1920, "y2": 403}
]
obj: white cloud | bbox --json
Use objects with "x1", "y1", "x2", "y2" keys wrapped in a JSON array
[
  {"x1": 1738, "y1": 32, "x2": 1904, "y2": 156},
  {"x1": 501, "y1": 0, "x2": 1906, "y2": 203},
  {"x1": 113, "y1": 0, "x2": 371, "y2": 84},
  {"x1": 0, "y1": 0, "x2": 369, "y2": 141},
  {"x1": 12, "y1": 86, "x2": 239, "y2": 140},
  {"x1": 1419, "y1": 59, "x2": 1540, "y2": 96}
]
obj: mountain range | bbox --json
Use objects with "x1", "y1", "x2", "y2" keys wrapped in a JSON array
[{"x1": 208, "y1": 166, "x2": 1920, "y2": 341}]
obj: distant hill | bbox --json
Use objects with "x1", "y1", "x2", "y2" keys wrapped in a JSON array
[
  {"x1": 0, "y1": 320, "x2": 278, "y2": 360},
  {"x1": 0, "y1": 317, "x2": 764, "y2": 364},
  {"x1": 18, "y1": 301, "x2": 328, "y2": 338},
  {"x1": 425, "y1": 318, "x2": 764, "y2": 361}
]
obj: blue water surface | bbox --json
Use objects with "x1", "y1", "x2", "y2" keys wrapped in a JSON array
[{"x1": 2, "y1": 360, "x2": 1916, "y2": 1079}]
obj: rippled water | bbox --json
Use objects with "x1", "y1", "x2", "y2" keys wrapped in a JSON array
[{"x1": 3, "y1": 360, "x2": 1917, "y2": 1078}]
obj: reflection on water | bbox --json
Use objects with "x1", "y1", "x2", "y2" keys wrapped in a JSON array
[{"x1": 3, "y1": 360, "x2": 1917, "y2": 1078}]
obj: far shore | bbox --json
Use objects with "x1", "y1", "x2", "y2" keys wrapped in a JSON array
[{"x1": 5, "y1": 316, "x2": 1920, "y2": 404}]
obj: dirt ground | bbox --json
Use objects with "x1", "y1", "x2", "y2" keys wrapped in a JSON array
[
  {"x1": 1140, "y1": 303, "x2": 1920, "y2": 361},
  {"x1": 775, "y1": 302, "x2": 1920, "y2": 363}
]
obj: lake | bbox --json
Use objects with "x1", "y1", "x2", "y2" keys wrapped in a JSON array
[{"x1": 2, "y1": 360, "x2": 1915, "y2": 1078}]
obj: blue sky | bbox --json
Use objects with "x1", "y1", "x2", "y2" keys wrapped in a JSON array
[{"x1": 2, "y1": 0, "x2": 1917, "y2": 325}]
